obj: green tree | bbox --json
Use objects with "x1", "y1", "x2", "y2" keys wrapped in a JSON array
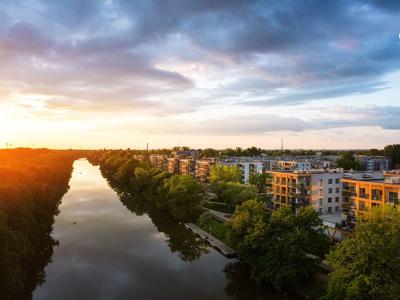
[
  {"x1": 219, "y1": 182, "x2": 259, "y2": 208},
  {"x1": 115, "y1": 158, "x2": 137, "y2": 184},
  {"x1": 238, "y1": 206, "x2": 330, "y2": 290},
  {"x1": 337, "y1": 152, "x2": 362, "y2": 170},
  {"x1": 209, "y1": 165, "x2": 242, "y2": 184},
  {"x1": 384, "y1": 144, "x2": 400, "y2": 167},
  {"x1": 326, "y1": 205, "x2": 400, "y2": 300},
  {"x1": 201, "y1": 148, "x2": 219, "y2": 158},
  {"x1": 159, "y1": 175, "x2": 204, "y2": 221},
  {"x1": 227, "y1": 199, "x2": 265, "y2": 246},
  {"x1": 249, "y1": 172, "x2": 268, "y2": 193},
  {"x1": 366, "y1": 148, "x2": 383, "y2": 156}
]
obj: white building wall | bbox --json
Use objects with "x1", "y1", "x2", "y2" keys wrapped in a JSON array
[{"x1": 311, "y1": 172, "x2": 344, "y2": 214}]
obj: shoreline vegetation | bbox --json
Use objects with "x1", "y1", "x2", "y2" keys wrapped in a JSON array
[{"x1": 0, "y1": 149, "x2": 82, "y2": 300}]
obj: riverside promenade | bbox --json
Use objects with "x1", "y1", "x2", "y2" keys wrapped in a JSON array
[{"x1": 184, "y1": 223, "x2": 236, "y2": 258}]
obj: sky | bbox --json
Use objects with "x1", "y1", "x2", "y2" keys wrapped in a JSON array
[{"x1": 0, "y1": 0, "x2": 399, "y2": 149}]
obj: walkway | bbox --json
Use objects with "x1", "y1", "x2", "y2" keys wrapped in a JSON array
[{"x1": 185, "y1": 223, "x2": 236, "y2": 258}]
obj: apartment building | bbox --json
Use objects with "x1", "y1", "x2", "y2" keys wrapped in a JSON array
[
  {"x1": 275, "y1": 160, "x2": 312, "y2": 171},
  {"x1": 310, "y1": 170, "x2": 344, "y2": 214},
  {"x1": 355, "y1": 155, "x2": 392, "y2": 172},
  {"x1": 149, "y1": 154, "x2": 168, "y2": 169},
  {"x1": 171, "y1": 150, "x2": 200, "y2": 158},
  {"x1": 342, "y1": 171, "x2": 400, "y2": 221},
  {"x1": 266, "y1": 171, "x2": 311, "y2": 212},
  {"x1": 179, "y1": 158, "x2": 196, "y2": 176},
  {"x1": 167, "y1": 157, "x2": 180, "y2": 173},
  {"x1": 266, "y1": 169, "x2": 345, "y2": 214},
  {"x1": 195, "y1": 159, "x2": 216, "y2": 183}
]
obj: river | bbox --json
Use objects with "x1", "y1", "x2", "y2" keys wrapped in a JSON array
[{"x1": 33, "y1": 159, "x2": 286, "y2": 299}]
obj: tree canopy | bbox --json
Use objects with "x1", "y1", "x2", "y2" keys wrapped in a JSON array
[
  {"x1": 326, "y1": 205, "x2": 400, "y2": 300},
  {"x1": 337, "y1": 152, "x2": 362, "y2": 170},
  {"x1": 209, "y1": 165, "x2": 242, "y2": 184},
  {"x1": 238, "y1": 206, "x2": 330, "y2": 290}
]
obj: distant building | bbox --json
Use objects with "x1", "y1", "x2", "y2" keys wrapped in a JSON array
[
  {"x1": 149, "y1": 154, "x2": 167, "y2": 169},
  {"x1": 275, "y1": 160, "x2": 312, "y2": 171},
  {"x1": 179, "y1": 158, "x2": 196, "y2": 176},
  {"x1": 167, "y1": 157, "x2": 180, "y2": 173},
  {"x1": 172, "y1": 150, "x2": 200, "y2": 158},
  {"x1": 195, "y1": 159, "x2": 216, "y2": 182},
  {"x1": 355, "y1": 155, "x2": 391, "y2": 172}
]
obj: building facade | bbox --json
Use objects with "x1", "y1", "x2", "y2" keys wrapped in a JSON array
[
  {"x1": 149, "y1": 154, "x2": 168, "y2": 169},
  {"x1": 355, "y1": 155, "x2": 392, "y2": 172},
  {"x1": 179, "y1": 158, "x2": 196, "y2": 176},
  {"x1": 195, "y1": 159, "x2": 216, "y2": 182},
  {"x1": 266, "y1": 169, "x2": 345, "y2": 214},
  {"x1": 310, "y1": 171, "x2": 344, "y2": 214},
  {"x1": 167, "y1": 157, "x2": 180, "y2": 174},
  {"x1": 266, "y1": 171, "x2": 311, "y2": 212},
  {"x1": 342, "y1": 171, "x2": 400, "y2": 221}
]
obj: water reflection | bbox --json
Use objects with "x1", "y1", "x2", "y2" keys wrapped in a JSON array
[
  {"x1": 34, "y1": 160, "x2": 231, "y2": 299},
  {"x1": 118, "y1": 191, "x2": 209, "y2": 262},
  {"x1": 33, "y1": 160, "x2": 286, "y2": 300}
]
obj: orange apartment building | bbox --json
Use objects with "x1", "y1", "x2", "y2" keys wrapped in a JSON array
[
  {"x1": 179, "y1": 158, "x2": 196, "y2": 176},
  {"x1": 266, "y1": 171, "x2": 311, "y2": 212},
  {"x1": 195, "y1": 159, "x2": 216, "y2": 182},
  {"x1": 167, "y1": 157, "x2": 180, "y2": 173},
  {"x1": 149, "y1": 154, "x2": 168, "y2": 169},
  {"x1": 342, "y1": 171, "x2": 400, "y2": 221}
]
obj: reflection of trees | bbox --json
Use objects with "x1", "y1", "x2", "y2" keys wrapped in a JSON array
[
  {"x1": 21, "y1": 228, "x2": 59, "y2": 299},
  {"x1": 224, "y1": 262, "x2": 291, "y2": 300},
  {"x1": 113, "y1": 185, "x2": 209, "y2": 262}
]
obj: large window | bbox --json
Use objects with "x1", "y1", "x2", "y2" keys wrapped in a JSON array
[{"x1": 388, "y1": 192, "x2": 399, "y2": 205}]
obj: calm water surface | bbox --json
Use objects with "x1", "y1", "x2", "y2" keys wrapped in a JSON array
[{"x1": 33, "y1": 159, "x2": 284, "y2": 300}]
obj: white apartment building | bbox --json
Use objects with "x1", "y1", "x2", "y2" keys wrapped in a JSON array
[{"x1": 310, "y1": 170, "x2": 344, "y2": 214}]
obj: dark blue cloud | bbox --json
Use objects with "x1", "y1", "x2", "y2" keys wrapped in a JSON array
[{"x1": 0, "y1": 0, "x2": 399, "y2": 111}]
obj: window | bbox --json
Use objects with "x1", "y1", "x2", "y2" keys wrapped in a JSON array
[
  {"x1": 328, "y1": 179, "x2": 333, "y2": 184},
  {"x1": 319, "y1": 199, "x2": 322, "y2": 206},
  {"x1": 328, "y1": 188, "x2": 333, "y2": 193},
  {"x1": 328, "y1": 207, "x2": 332, "y2": 213},
  {"x1": 335, "y1": 206, "x2": 340, "y2": 212},
  {"x1": 335, "y1": 178, "x2": 340, "y2": 184},
  {"x1": 335, "y1": 197, "x2": 339, "y2": 202},
  {"x1": 335, "y1": 187, "x2": 340, "y2": 193},
  {"x1": 328, "y1": 197, "x2": 332, "y2": 203},
  {"x1": 319, "y1": 208, "x2": 322, "y2": 214}
]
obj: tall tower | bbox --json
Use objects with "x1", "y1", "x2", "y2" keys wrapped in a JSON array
[
  {"x1": 281, "y1": 137, "x2": 284, "y2": 151},
  {"x1": 146, "y1": 142, "x2": 149, "y2": 151}
]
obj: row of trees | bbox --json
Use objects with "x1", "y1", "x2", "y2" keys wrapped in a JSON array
[
  {"x1": 88, "y1": 150, "x2": 205, "y2": 222},
  {"x1": 0, "y1": 148, "x2": 79, "y2": 299}
]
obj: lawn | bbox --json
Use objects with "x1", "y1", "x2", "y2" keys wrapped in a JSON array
[{"x1": 196, "y1": 213, "x2": 233, "y2": 246}]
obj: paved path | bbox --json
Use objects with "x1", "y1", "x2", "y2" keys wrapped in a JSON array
[
  {"x1": 201, "y1": 207, "x2": 232, "y2": 222},
  {"x1": 185, "y1": 223, "x2": 236, "y2": 258}
]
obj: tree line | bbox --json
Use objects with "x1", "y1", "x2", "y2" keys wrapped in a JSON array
[
  {"x1": 87, "y1": 150, "x2": 205, "y2": 222},
  {"x1": 0, "y1": 148, "x2": 80, "y2": 299}
]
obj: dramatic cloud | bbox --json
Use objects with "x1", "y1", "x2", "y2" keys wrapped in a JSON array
[{"x1": 0, "y1": 0, "x2": 399, "y2": 148}]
